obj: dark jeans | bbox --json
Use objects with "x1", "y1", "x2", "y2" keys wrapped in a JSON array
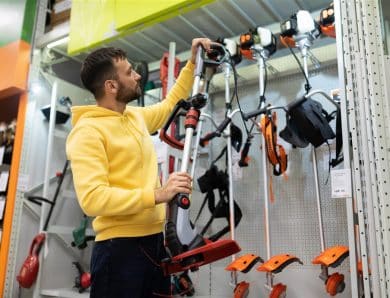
[{"x1": 90, "y1": 232, "x2": 171, "y2": 298}]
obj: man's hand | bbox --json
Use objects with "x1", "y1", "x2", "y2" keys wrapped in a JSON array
[
  {"x1": 154, "y1": 172, "x2": 192, "y2": 204},
  {"x1": 190, "y1": 38, "x2": 213, "y2": 64}
]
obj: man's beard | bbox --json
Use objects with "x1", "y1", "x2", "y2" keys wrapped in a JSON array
[{"x1": 116, "y1": 81, "x2": 142, "y2": 104}]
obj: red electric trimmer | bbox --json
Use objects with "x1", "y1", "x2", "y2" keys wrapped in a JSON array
[
  {"x1": 17, "y1": 160, "x2": 69, "y2": 288},
  {"x1": 160, "y1": 44, "x2": 241, "y2": 275},
  {"x1": 73, "y1": 262, "x2": 91, "y2": 293}
]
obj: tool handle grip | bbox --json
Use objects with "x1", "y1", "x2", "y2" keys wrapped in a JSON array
[
  {"x1": 238, "y1": 139, "x2": 251, "y2": 167},
  {"x1": 175, "y1": 193, "x2": 190, "y2": 209},
  {"x1": 243, "y1": 107, "x2": 268, "y2": 121}
]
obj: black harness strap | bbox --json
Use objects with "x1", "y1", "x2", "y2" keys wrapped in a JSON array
[{"x1": 195, "y1": 147, "x2": 242, "y2": 241}]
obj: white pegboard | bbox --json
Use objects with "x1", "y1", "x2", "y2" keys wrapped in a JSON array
[{"x1": 188, "y1": 63, "x2": 351, "y2": 297}]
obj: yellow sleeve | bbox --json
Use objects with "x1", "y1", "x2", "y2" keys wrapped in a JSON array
[
  {"x1": 139, "y1": 61, "x2": 195, "y2": 133},
  {"x1": 66, "y1": 126, "x2": 155, "y2": 217}
]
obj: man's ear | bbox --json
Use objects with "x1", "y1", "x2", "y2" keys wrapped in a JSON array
[{"x1": 104, "y1": 80, "x2": 118, "y2": 94}]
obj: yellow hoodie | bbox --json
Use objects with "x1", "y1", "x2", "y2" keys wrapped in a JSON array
[{"x1": 66, "y1": 61, "x2": 194, "y2": 241}]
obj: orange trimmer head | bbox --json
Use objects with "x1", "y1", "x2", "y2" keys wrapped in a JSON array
[
  {"x1": 234, "y1": 281, "x2": 250, "y2": 298},
  {"x1": 270, "y1": 283, "x2": 287, "y2": 298},
  {"x1": 326, "y1": 272, "x2": 345, "y2": 296}
]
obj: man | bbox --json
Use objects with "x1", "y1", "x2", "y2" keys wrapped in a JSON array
[{"x1": 66, "y1": 38, "x2": 213, "y2": 297}]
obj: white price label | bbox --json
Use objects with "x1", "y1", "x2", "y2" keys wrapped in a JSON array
[{"x1": 331, "y1": 168, "x2": 352, "y2": 198}]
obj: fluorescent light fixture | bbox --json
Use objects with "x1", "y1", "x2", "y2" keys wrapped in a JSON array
[{"x1": 47, "y1": 36, "x2": 69, "y2": 49}]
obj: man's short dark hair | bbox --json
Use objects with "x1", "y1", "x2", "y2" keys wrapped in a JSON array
[{"x1": 80, "y1": 47, "x2": 127, "y2": 98}]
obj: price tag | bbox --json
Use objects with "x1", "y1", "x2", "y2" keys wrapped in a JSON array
[{"x1": 331, "y1": 168, "x2": 352, "y2": 198}]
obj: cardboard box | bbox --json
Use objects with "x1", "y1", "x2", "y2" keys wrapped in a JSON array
[{"x1": 51, "y1": 0, "x2": 71, "y2": 27}]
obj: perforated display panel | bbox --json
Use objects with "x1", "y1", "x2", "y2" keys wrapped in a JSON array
[{"x1": 188, "y1": 64, "x2": 351, "y2": 297}]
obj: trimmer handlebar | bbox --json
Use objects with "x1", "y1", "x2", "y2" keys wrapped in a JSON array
[
  {"x1": 204, "y1": 43, "x2": 230, "y2": 66},
  {"x1": 199, "y1": 117, "x2": 231, "y2": 147},
  {"x1": 238, "y1": 138, "x2": 252, "y2": 167},
  {"x1": 159, "y1": 100, "x2": 188, "y2": 150},
  {"x1": 242, "y1": 106, "x2": 269, "y2": 121},
  {"x1": 242, "y1": 104, "x2": 288, "y2": 121},
  {"x1": 175, "y1": 193, "x2": 191, "y2": 209},
  {"x1": 160, "y1": 94, "x2": 208, "y2": 150}
]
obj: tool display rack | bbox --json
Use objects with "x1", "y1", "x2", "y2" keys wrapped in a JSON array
[{"x1": 2, "y1": 0, "x2": 390, "y2": 297}]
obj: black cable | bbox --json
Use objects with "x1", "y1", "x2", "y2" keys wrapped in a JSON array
[
  {"x1": 246, "y1": 56, "x2": 268, "y2": 135},
  {"x1": 43, "y1": 160, "x2": 69, "y2": 231},
  {"x1": 286, "y1": 44, "x2": 312, "y2": 94},
  {"x1": 211, "y1": 146, "x2": 227, "y2": 165},
  {"x1": 229, "y1": 57, "x2": 251, "y2": 137},
  {"x1": 262, "y1": 56, "x2": 268, "y2": 97}
]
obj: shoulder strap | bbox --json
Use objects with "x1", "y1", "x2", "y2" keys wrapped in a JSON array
[
  {"x1": 331, "y1": 108, "x2": 343, "y2": 167},
  {"x1": 261, "y1": 112, "x2": 288, "y2": 176}
]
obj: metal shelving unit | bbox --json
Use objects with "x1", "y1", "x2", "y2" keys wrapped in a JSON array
[{"x1": 336, "y1": 0, "x2": 390, "y2": 296}]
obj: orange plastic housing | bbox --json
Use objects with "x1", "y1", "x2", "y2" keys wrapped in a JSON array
[
  {"x1": 279, "y1": 35, "x2": 296, "y2": 48},
  {"x1": 240, "y1": 48, "x2": 254, "y2": 60},
  {"x1": 321, "y1": 24, "x2": 336, "y2": 38}
]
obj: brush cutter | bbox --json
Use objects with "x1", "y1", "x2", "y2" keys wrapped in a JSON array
[{"x1": 160, "y1": 44, "x2": 241, "y2": 275}]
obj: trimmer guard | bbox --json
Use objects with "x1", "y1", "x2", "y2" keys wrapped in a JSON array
[
  {"x1": 225, "y1": 253, "x2": 263, "y2": 273},
  {"x1": 257, "y1": 254, "x2": 302, "y2": 274},
  {"x1": 161, "y1": 239, "x2": 240, "y2": 275},
  {"x1": 312, "y1": 245, "x2": 349, "y2": 268}
]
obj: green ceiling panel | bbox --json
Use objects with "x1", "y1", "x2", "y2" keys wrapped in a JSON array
[
  {"x1": 68, "y1": 0, "x2": 116, "y2": 55},
  {"x1": 115, "y1": 0, "x2": 216, "y2": 33},
  {"x1": 68, "y1": 0, "x2": 216, "y2": 55}
]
